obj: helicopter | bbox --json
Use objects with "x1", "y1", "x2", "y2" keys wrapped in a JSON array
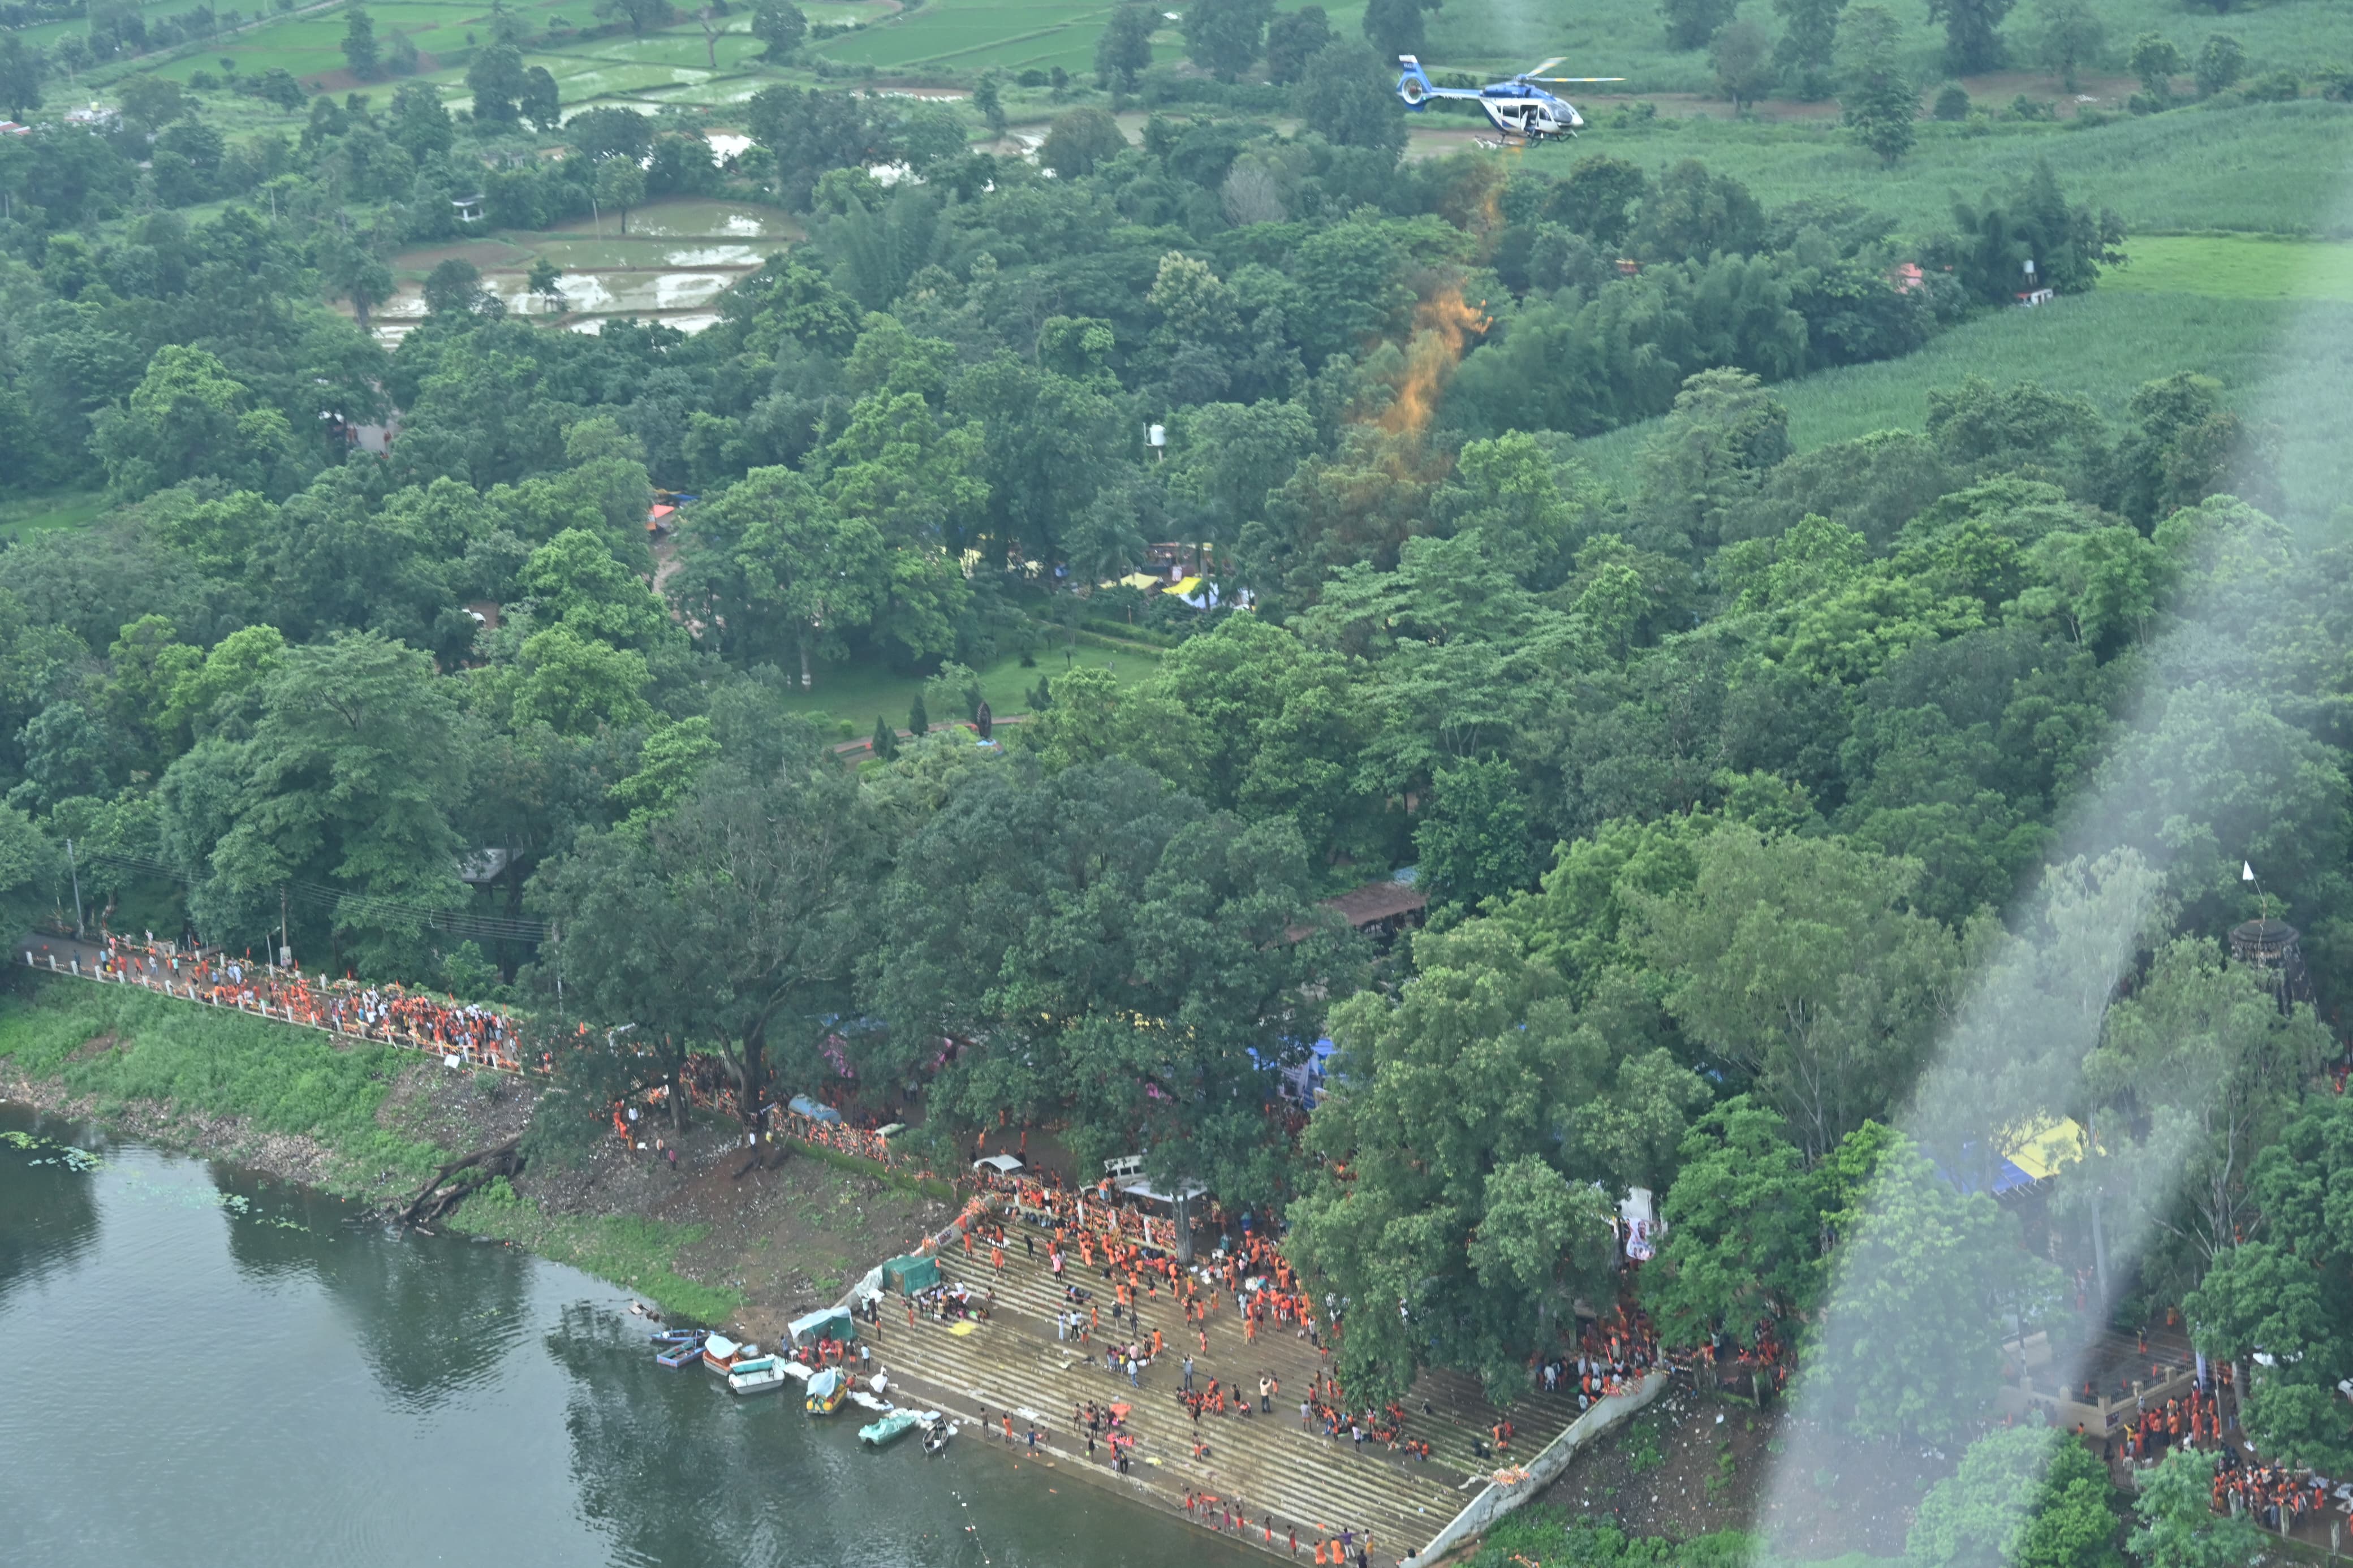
[{"x1": 1393, "y1": 55, "x2": 1627, "y2": 142}]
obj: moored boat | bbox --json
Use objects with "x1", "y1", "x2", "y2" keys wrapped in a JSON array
[
  {"x1": 701, "y1": 1334, "x2": 747, "y2": 1373},
  {"x1": 655, "y1": 1334, "x2": 709, "y2": 1369},
  {"x1": 857, "y1": 1410, "x2": 927, "y2": 1447},
  {"x1": 727, "y1": 1357, "x2": 790, "y2": 1396},
  {"x1": 805, "y1": 1366, "x2": 849, "y2": 1416}
]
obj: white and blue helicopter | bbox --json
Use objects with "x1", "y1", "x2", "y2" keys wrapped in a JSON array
[{"x1": 1393, "y1": 55, "x2": 1626, "y2": 142}]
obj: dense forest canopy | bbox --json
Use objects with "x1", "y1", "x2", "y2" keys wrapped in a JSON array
[{"x1": 2, "y1": 2, "x2": 2350, "y2": 1493}]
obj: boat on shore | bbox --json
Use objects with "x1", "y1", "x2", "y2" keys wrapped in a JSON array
[{"x1": 702, "y1": 1334, "x2": 749, "y2": 1373}]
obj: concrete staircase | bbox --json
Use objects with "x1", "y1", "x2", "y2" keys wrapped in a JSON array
[{"x1": 856, "y1": 1239, "x2": 1591, "y2": 1561}]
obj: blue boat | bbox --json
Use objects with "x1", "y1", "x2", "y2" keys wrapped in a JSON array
[{"x1": 654, "y1": 1333, "x2": 709, "y2": 1369}]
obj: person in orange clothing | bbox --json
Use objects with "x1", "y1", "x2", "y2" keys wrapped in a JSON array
[{"x1": 1315, "y1": 1540, "x2": 1329, "y2": 1566}]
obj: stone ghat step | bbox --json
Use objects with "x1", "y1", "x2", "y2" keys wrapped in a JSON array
[
  {"x1": 871, "y1": 1324, "x2": 1454, "y2": 1557},
  {"x1": 917, "y1": 1244, "x2": 1585, "y2": 1466},
  {"x1": 855, "y1": 1245, "x2": 1599, "y2": 1561}
]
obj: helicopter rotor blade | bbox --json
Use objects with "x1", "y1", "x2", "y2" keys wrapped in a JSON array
[
  {"x1": 1525, "y1": 56, "x2": 1566, "y2": 77},
  {"x1": 1526, "y1": 75, "x2": 1627, "y2": 84}
]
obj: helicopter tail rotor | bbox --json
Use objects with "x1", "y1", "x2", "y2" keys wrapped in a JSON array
[{"x1": 1394, "y1": 54, "x2": 1435, "y2": 107}]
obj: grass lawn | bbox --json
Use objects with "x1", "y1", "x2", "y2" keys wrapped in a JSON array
[
  {"x1": 1570, "y1": 293, "x2": 2353, "y2": 524},
  {"x1": 0, "y1": 491, "x2": 107, "y2": 542},
  {"x1": 2102, "y1": 235, "x2": 2353, "y2": 304},
  {"x1": 781, "y1": 640, "x2": 1165, "y2": 735}
]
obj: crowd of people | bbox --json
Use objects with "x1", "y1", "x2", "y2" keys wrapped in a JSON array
[{"x1": 46, "y1": 934, "x2": 546, "y2": 1074}]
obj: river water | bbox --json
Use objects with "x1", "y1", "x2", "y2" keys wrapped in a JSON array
[{"x1": 0, "y1": 1105, "x2": 1246, "y2": 1568}]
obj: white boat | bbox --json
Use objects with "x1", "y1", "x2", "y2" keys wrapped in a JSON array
[{"x1": 728, "y1": 1357, "x2": 790, "y2": 1396}]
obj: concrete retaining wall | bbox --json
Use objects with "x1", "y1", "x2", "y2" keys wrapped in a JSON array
[{"x1": 1400, "y1": 1370, "x2": 1669, "y2": 1567}]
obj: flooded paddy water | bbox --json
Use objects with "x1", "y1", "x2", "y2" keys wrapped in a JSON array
[{"x1": 361, "y1": 197, "x2": 799, "y2": 344}]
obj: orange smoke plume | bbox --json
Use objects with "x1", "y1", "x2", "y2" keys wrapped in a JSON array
[{"x1": 1378, "y1": 287, "x2": 1491, "y2": 439}]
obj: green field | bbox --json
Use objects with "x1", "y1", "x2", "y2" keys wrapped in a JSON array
[
  {"x1": 1508, "y1": 99, "x2": 2353, "y2": 240},
  {"x1": 778, "y1": 639, "x2": 1165, "y2": 735},
  {"x1": 0, "y1": 492, "x2": 107, "y2": 542},
  {"x1": 1572, "y1": 293, "x2": 2353, "y2": 522},
  {"x1": 2102, "y1": 235, "x2": 2353, "y2": 303}
]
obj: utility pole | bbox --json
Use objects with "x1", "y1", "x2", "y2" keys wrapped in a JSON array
[
  {"x1": 66, "y1": 837, "x2": 83, "y2": 939},
  {"x1": 279, "y1": 886, "x2": 290, "y2": 970}
]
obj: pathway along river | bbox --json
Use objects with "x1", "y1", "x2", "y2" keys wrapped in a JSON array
[{"x1": 0, "y1": 1104, "x2": 1251, "y2": 1567}]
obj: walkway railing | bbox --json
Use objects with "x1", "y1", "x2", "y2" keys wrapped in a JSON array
[{"x1": 24, "y1": 939, "x2": 543, "y2": 1077}]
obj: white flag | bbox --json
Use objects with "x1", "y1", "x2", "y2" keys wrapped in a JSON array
[{"x1": 2243, "y1": 862, "x2": 2257, "y2": 882}]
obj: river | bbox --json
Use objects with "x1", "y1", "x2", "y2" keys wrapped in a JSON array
[{"x1": 0, "y1": 1104, "x2": 1248, "y2": 1568}]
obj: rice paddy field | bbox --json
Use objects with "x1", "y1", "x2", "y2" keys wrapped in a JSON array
[
  {"x1": 70, "y1": 0, "x2": 2348, "y2": 103},
  {"x1": 1571, "y1": 291, "x2": 2353, "y2": 524}
]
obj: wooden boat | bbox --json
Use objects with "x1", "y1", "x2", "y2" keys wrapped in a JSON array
[
  {"x1": 805, "y1": 1366, "x2": 849, "y2": 1416},
  {"x1": 728, "y1": 1357, "x2": 790, "y2": 1396},
  {"x1": 921, "y1": 1420, "x2": 953, "y2": 1457},
  {"x1": 858, "y1": 1410, "x2": 926, "y2": 1447},
  {"x1": 701, "y1": 1334, "x2": 746, "y2": 1373},
  {"x1": 655, "y1": 1337, "x2": 708, "y2": 1369},
  {"x1": 649, "y1": 1327, "x2": 704, "y2": 1347}
]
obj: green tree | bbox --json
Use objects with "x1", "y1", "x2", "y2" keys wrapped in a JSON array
[
  {"x1": 1094, "y1": 1, "x2": 1157, "y2": 90},
  {"x1": 1773, "y1": 0, "x2": 1847, "y2": 96},
  {"x1": 1182, "y1": 0, "x2": 1273, "y2": 81},
  {"x1": 511, "y1": 624, "x2": 652, "y2": 736},
  {"x1": 2128, "y1": 1448, "x2": 2264, "y2": 1568},
  {"x1": 751, "y1": 0, "x2": 807, "y2": 60},
  {"x1": 467, "y1": 40, "x2": 528, "y2": 121},
  {"x1": 593, "y1": 155, "x2": 647, "y2": 232},
  {"x1": 341, "y1": 3, "x2": 381, "y2": 79},
  {"x1": 1038, "y1": 105, "x2": 1127, "y2": 178},
  {"x1": 1287, "y1": 917, "x2": 1699, "y2": 1402},
  {"x1": 0, "y1": 31, "x2": 45, "y2": 120},
  {"x1": 1926, "y1": 0, "x2": 2014, "y2": 75},
  {"x1": 1292, "y1": 38, "x2": 1408, "y2": 153},
  {"x1": 90, "y1": 345, "x2": 301, "y2": 502},
  {"x1": 869, "y1": 714, "x2": 898, "y2": 760},
  {"x1": 535, "y1": 755, "x2": 877, "y2": 1130},
  {"x1": 1642, "y1": 1098, "x2": 1821, "y2": 1346},
  {"x1": 526, "y1": 257, "x2": 565, "y2": 315},
  {"x1": 1265, "y1": 5, "x2": 1332, "y2": 83},
  {"x1": 866, "y1": 759, "x2": 1345, "y2": 1207},
  {"x1": 1415, "y1": 756, "x2": 1535, "y2": 911},
  {"x1": 907, "y1": 691, "x2": 929, "y2": 738},
  {"x1": 1807, "y1": 1130, "x2": 2060, "y2": 1441},
  {"x1": 1907, "y1": 1428, "x2": 2124, "y2": 1568},
  {"x1": 2183, "y1": 1094, "x2": 2353, "y2": 1471},
  {"x1": 2128, "y1": 33, "x2": 2183, "y2": 100},
  {"x1": 2031, "y1": 0, "x2": 2102, "y2": 92},
  {"x1": 173, "y1": 632, "x2": 470, "y2": 976},
  {"x1": 667, "y1": 466, "x2": 887, "y2": 684},
  {"x1": 972, "y1": 72, "x2": 1006, "y2": 137},
  {"x1": 1361, "y1": 0, "x2": 1441, "y2": 59},
  {"x1": 520, "y1": 64, "x2": 562, "y2": 131},
  {"x1": 316, "y1": 230, "x2": 395, "y2": 335},
  {"x1": 605, "y1": 716, "x2": 721, "y2": 833},
  {"x1": 1712, "y1": 18, "x2": 1779, "y2": 110},
  {"x1": 1661, "y1": 0, "x2": 1736, "y2": 51},
  {"x1": 2192, "y1": 33, "x2": 2243, "y2": 97},
  {"x1": 1634, "y1": 826, "x2": 1958, "y2": 1159},
  {"x1": 594, "y1": 0, "x2": 672, "y2": 37},
  {"x1": 1841, "y1": 5, "x2": 1917, "y2": 165}
]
